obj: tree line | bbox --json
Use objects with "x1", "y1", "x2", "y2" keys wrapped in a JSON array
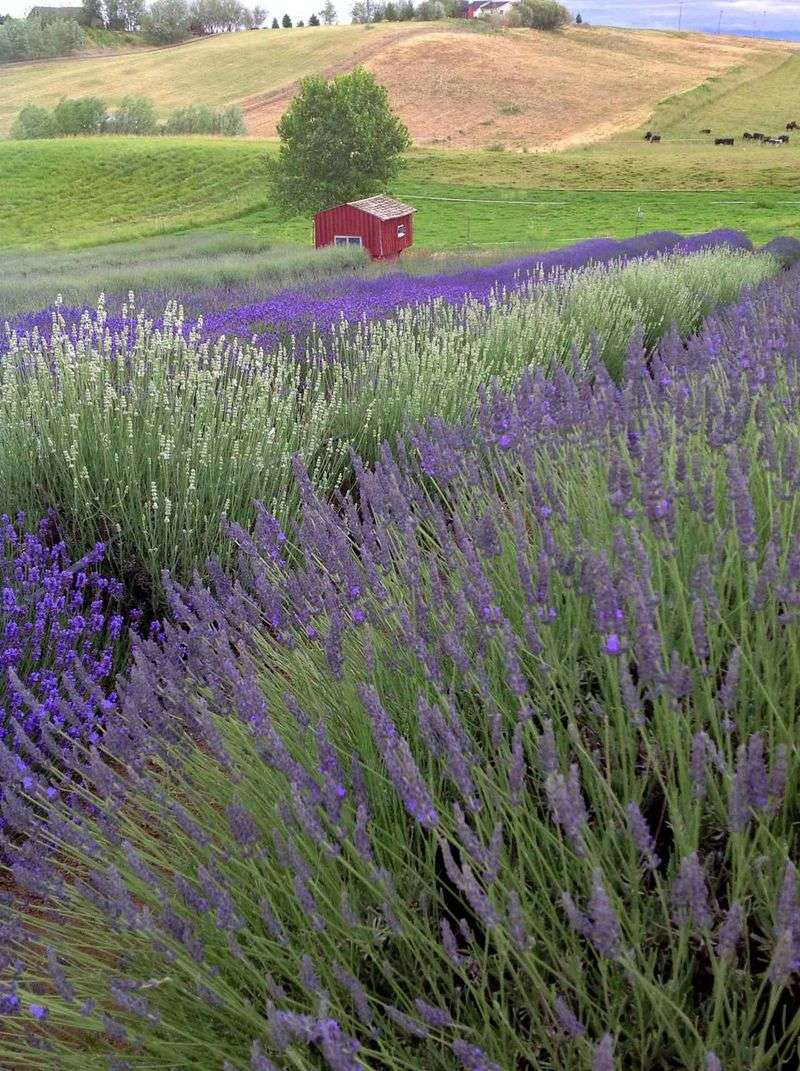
[{"x1": 10, "y1": 96, "x2": 246, "y2": 138}]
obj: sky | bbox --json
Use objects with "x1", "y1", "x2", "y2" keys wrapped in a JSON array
[{"x1": 4, "y1": 0, "x2": 800, "y2": 38}]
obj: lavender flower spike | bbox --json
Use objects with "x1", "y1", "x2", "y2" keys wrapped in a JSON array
[
  {"x1": 672, "y1": 852, "x2": 714, "y2": 931},
  {"x1": 358, "y1": 685, "x2": 438, "y2": 828},
  {"x1": 593, "y1": 1033, "x2": 615, "y2": 1071}
]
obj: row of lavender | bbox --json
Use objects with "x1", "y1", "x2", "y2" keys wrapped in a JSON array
[
  {"x1": 2, "y1": 255, "x2": 800, "y2": 1069},
  {"x1": 1, "y1": 228, "x2": 762, "y2": 356},
  {"x1": 0, "y1": 236, "x2": 777, "y2": 615}
]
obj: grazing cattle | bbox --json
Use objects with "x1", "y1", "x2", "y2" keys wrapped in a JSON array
[
  {"x1": 765, "y1": 138, "x2": 783, "y2": 146},
  {"x1": 780, "y1": 134, "x2": 790, "y2": 143},
  {"x1": 787, "y1": 121, "x2": 798, "y2": 131},
  {"x1": 649, "y1": 134, "x2": 661, "y2": 143},
  {"x1": 751, "y1": 132, "x2": 766, "y2": 141},
  {"x1": 700, "y1": 128, "x2": 712, "y2": 134},
  {"x1": 715, "y1": 138, "x2": 735, "y2": 146},
  {"x1": 743, "y1": 132, "x2": 753, "y2": 140},
  {"x1": 644, "y1": 131, "x2": 653, "y2": 141}
]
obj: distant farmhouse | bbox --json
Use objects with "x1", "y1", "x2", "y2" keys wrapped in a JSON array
[
  {"x1": 27, "y1": 5, "x2": 103, "y2": 25},
  {"x1": 465, "y1": 0, "x2": 518, "y2": 17}
]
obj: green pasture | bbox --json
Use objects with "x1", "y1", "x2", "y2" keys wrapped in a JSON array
[{"x1": 1, "y1": 136, "x2": 799, "y2": 257}]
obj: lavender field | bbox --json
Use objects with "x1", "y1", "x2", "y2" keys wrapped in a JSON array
[{"x1": 2, "y1": 230, "x2": 800, "y2": 1071}]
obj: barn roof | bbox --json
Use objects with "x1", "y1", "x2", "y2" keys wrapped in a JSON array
[{"x1": 347, "y1": 195, "x2": 416, "y2": 220}]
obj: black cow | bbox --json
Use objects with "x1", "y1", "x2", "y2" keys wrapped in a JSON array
[
  {"x1": 787, "y1": 121, "x2": 798, "y2": 131},
  {"x1": 743, "y1": 132, "x2": 753, "y2": 140},
  {"x1": 700, "y1": 128, "x2": 712, "y2": 134},
  {"x1": 644, "y1": 131, "x2": 653, "y2": 141},
  {"x1": 715, "y1": 138, "x2": 735, "y2": 146},
  {"x1": 780, "y1": 134, "x2": 790, "y2": 143},
  {"x1": 649, "y1": 134, "x2": 661, "y2": 143},
  {"x1": 765, "y1": 138, "x2": 783, "y2": 145},
  {"x1": 752, "y1": 132, "x2": 766, "y2": 141}
]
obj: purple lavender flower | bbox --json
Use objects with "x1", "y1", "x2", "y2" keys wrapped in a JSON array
[
  {"x1": 552, "y1": 994, "x2": 585, "y2": 1038},
  {"x1": 706, "y1": 1053, "x2": 723, "y2": 1071},
  {"x1": 672, "y1": 852, "x2": 713, "y2": 931},
  {"x1": 592, "y1": 1033, "x2": 615, "y2": 1071},
  {"x1": 545, "y1": 764, "x2": 588, "y2": 856},
  {"x1": 562, "y1": 871, "x2": 621, "y2": 959},
  {"x1": 625, "y1": 801, "x2": 660, "y2": 870},
  {"x1": 358, "y1": 685, "x2": 437, "y2": 828},
  {"x1": 452, "y1": 1039, "x2": 502, "y2": 1071},
  {"x1": 715, "y1": 903, "x2": 744, "y2": 961}
]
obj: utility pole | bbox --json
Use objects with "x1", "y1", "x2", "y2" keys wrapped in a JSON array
[
  {"x1": 678, "y1": 1, "x2": 683, "y2": 31},
  {"x1": 717, "y1": 9, "x2": 723, "y2": 34}
]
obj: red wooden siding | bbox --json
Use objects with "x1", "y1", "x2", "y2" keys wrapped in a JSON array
[{"x1": 314, "y1": 204, "x2": 414, "y2": 260}]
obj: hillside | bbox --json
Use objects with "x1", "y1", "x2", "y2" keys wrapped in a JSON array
[
  {"x1": 3, "y1": 137, "x2": 800, "y2": 252},
  {"x1": 0, "y1": 21, "x2": 795, "y2": 149}
]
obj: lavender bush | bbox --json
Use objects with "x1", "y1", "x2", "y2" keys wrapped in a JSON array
[
  {"x1": 2, "y1": 264, "x2": 800, "y2": 1069},
  {"x1": 0, "y1": 228, "x2": 754, "y2": 357},
  {"x1": 0, "y1": 514, "x2": 125, "y2": 758},
  {"x1": 0, "y1": 245, "x2": 775, "y2": 603}
]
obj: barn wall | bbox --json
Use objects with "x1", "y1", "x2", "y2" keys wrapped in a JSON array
[{"x1": 315, "y1": 205, "x2": 414, "y2": 259}]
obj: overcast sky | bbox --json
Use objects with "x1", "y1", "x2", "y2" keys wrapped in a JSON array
[{"x1": 4, "y1": 0, "x2": 800, "y2": 37}]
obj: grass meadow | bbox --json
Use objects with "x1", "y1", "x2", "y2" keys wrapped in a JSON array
[{"x1": 2, "y1": 137, "x2": 800, "y2": 253}]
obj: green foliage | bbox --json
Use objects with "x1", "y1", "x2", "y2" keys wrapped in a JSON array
[
  {"x1": 188, "y1": 0, "x2": 262, "y2": 34},
  {"x1": 509, "y1": 0, "x2": 570, "y2": 29},
  {"x1": 9, "y1": 104, "x2": 57, "y2": 140},
  {"x1": 53, "y1": 96, "x2": 108, "y2": 135},
  {"x1": 143, "y1": 0, "x2": 190, "y2": 42},
  {"x1": 0, "y1": 15, "x2": 85, "y2": 62},
  {"x1": 0, "y1": 250, "x2": 774, "y2": 600},
  {"x1": 271, "y1": 15, "x2": 278, "y2": 25},
  {"x1": 281, "y1": 12, "x2": 292, "y2": 25},
  {"x1": 163, "y1": 102, "x2": 246, "y2": 135},
  {"x1": 108, "y1": 95, "x2": 157, "y2": 134},
  {"x1": 0, "y1": 233, "x2": 368, "y2": 318},
  {"x1": 319, "y1": 0, "x2": 336, "y2": 20},
  {"x1": 308, "y1": 11, "x2": 320, "y2": 24},
  {"x1": 271, "y1": 67, "x2": 411, "y2": 217}
]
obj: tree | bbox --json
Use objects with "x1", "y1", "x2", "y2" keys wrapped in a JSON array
[
  {"x1": 143, "y1": 0, "x2": 191, "y2": 41},
  {"x1": 515, "y1": 0, "x2": 569, "y2": 30},
  {"x1": 271, "y1": 15, "x2": 279, "y2": 24},
  {"x1": 270, "y1": 66, "x2": 410, "y2": 216},
  {"x1": 247, "y1": 4, "x2": 267, "y2": 26},
  {"x1": 297, "y1": 17, "x2": 304, "y2": 23},
  {"x1": 575, "y1": 11, "x2": 582, "y2": 22},
  {"x1": 108, "y1": 95, "x2": 157, "y2": 133},
  {"x1": 81, "y1": 0, "x2": 104, "y2": 26},
  {"x1": 308, "y1": 11, "x2": 320, "y2": 24},
  {"x1": 53, "y1": 96, "x2": 108, "y2": 135},
  {"x1": 319, "y1": 0, "x2": 336, "y2": 21},
  {"x1": 281, "y1": 11, "x2": 292, "y2": 24},
  {"x1": 10, "y1": 103, "x2": 57, "y2": 139}
]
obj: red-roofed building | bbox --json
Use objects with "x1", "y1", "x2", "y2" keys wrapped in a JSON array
[{"x1": 314, "y1": 195, "x2": 416, "y2": 260}]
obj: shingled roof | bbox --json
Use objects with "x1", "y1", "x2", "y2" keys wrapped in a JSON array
[{"x1": 347, "y1": 195, "x2": 416, "y2": 220}]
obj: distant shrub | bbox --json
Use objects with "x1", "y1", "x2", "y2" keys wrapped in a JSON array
[
  {"x1": 0, "y1": 15, "x2": 85, "y2": 62},
  {"x1": 107, "y1": 95, "x2": 158, "y2": 135},
  {"x1": 216, "y1": 103, "x2": 247, "y2": 136},
  {"x1": 53, "y1": 96, "x2": 108, "y2": 135},
  {"x1": 164, "y1": 102, "x2": 246, "y2": 135},
  {"x1": 760, "y1": 236, "x2": 800, "y2": 269},
  {"x1": 508, "y1": 0, "x2": 570, "y2": 29},
  {"x1": 10, "y1": 96, "x2": 244, "y2": 139},
  {"x1": 10, "y1": 104, "x2": 57, "y2": 140},
  {"x1": 143, "y1": 0, "x2": 191, "y2": 42}
]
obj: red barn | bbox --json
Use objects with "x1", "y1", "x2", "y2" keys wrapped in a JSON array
[{"x1": 314, "y1": 195, "x2": 416, "y2": 261}]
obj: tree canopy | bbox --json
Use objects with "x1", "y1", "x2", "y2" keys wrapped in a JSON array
[{"x1": 270, "y1": 66, "x2": 410, "y2": 217}]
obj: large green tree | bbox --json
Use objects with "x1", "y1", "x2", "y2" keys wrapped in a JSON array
[{"x1": 270, "y1": 67, "x2": 410, "y2": 216}]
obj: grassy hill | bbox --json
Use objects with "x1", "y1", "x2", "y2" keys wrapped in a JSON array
[
  {"x1": 2, "y1": 137, "x2": 799, "y2": 253},
  {"x1": 0, "y1": 22, "x2": 795, "y2": 149}
]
